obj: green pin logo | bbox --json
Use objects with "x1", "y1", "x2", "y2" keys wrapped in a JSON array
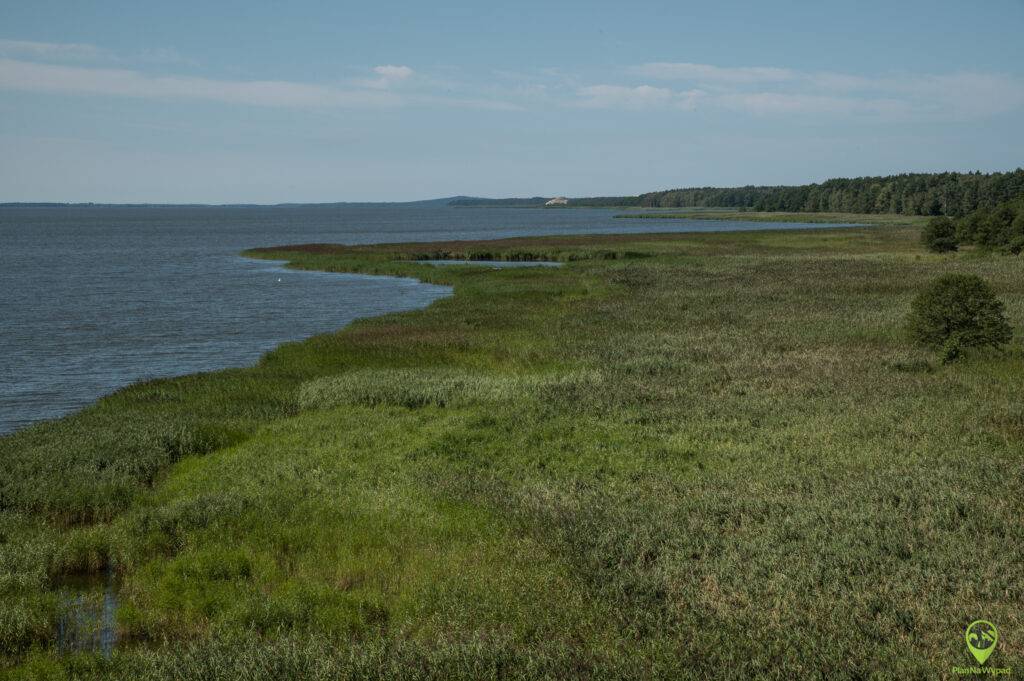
[{"x1": 965, "y1": 620, "x2": 998, "y2": 665}]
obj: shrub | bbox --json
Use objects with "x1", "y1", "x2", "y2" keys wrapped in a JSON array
[
  {"x1": 955, "y1": 197, "x2": 1024, "y2": 253},
  {"x1": 1009, "y1": 212, "x2": 1024, "y2": 255},
  {"x1": 906, "y1": 274, "x2": 1013, "y2": 362},
  {"x1": 920, "y1": 217, "x2": 958, "y2": 253}
]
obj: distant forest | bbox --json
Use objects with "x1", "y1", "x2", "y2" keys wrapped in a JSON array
[
  {"x1": 451, "y1": 169, "x2": 1024, "y2": 217},
  {"x1": 636, "y1": 169, "x2": 1024, "y2": 217}
]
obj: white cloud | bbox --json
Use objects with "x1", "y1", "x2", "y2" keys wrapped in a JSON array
[
  {"x1": 0, "y1": 58, "x2": 525, "y2": 112},
  {"x1": 0, "y1": 58, "x2": 399, "y2": 108},
  {"x1": 358, "y1": 64, "x2": 415, "y2": 89},
  {"x1": 1, "y1": 43, "x2": 1019, "y2": 121}
]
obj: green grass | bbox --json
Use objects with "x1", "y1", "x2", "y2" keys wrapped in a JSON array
[{"x1": 1, "y1": 223, "x2": 1022, "y2": 679}]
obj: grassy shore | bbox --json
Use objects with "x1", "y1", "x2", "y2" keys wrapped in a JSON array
[{"x1": 1, "y1": 224, "x2": 1022, "y2": 678}]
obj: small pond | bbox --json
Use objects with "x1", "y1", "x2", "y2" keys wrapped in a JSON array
[{"x1": 55, "y1": 569, "x2": 119, "y2": 657}]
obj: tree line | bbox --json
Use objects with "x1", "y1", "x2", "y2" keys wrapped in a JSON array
[
  {"x1": 923, "y1": 195, "x2": 1024, "y2": 254},
  {"x1": 638, "y1": 169, "x2": 1024, "y2": 217}
]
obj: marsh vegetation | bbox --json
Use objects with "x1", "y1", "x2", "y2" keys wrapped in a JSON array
[{"x1": 1, "y1": 224, "x2": 1022, "y2": 678}]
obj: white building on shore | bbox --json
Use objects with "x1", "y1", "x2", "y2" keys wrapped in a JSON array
[{"x1": 545, "y1": 196, "x2": 568, "y2": 206}]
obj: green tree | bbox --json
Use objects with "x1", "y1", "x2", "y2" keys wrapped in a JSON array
[
  {"x1": 637, "y1": 168, "x2": 1024, "y2": 216},
  {"x1": 956, "y1": 209, "x2": 990, "y2": 244},
  {"x1": 1009, "y1": 212, "x2": 1024, "y2": 255},
  {"x1": 907, "y1": 274, "x2": 1013, "y2": 362},
  {"x1": 920, "y1": 216, "x2": 958, "y2": 253}
]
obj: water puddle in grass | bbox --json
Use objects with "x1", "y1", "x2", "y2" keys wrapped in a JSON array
[
  {"x1": 55, "y1": 568, "x2": 119, "y2": 656},
  {"x1": 418, "y1": 259, "x2": 563, "y2": 268}
]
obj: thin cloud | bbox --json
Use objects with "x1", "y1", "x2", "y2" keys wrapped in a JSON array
[
  {"x1": 0, "y1": 39, "x2": 106, "y2": 61},
  {"x1": 613, "y1": 61, "x2": 1024, "y2": 119},
  {"x1": 717, "y1": 92, "x2": 909, "y2": 116},
  {"x1": 886, "y1": 72, "x2": 1024, "y2": 117},
  {"x1": 631, "y1": 62, "x2": 796, "y2": 84},
  {"x1": 138, "y1": 47, "x2": 199, "y2": 67},
  {"x1": 374, "y1": 65, "x2": 413, "y2": 80},
  {"x1": 2, "y1": 44, "x2": 1019, "y2": 120},
  {"x1": 577, "y1": 84, "x2": 703, "y2": 110},
  {"x1": 417, "y1": 94, "x2": 524, "y2": 111},
  {"x1": 0, "y1": 58, "x2": 523, "y2": 111},
  {"x1": 0, "y1": 39, "x2": 199, "y2": 67},
  {"x1": 0, "y1": 59, "x2": 400, "y2": 108}
]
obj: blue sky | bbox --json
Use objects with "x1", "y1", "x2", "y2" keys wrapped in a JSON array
[{"x1": 1, "y1": 0, "x2": 1022, "y2": 203}]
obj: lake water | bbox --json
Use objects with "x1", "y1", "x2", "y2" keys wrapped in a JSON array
[{"x1": 0, "y1": 204, "x2": 856, "y2": 434}]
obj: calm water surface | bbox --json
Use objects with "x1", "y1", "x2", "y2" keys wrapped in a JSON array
[{"x1": 0, "y1": 204, "x2": 858, "y2": 434}]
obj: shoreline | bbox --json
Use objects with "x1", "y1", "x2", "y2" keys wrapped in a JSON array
[
  {"x1": 1, "y1": 221, "x2": 894, "y2": 438},
  {"x1": 3, "y1": 220, "x2": 869, "y2": 439},
  {"x1": 0, "y1": 260, "x2": 452, "y2": 438}
]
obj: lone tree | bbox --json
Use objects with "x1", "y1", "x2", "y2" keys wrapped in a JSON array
[
  {"x1": 907, "y1": 273, "x2": 1013, "y2": 362},
  {"x1": 921, "y1": 216, "x2": 959, "y2": 253}
]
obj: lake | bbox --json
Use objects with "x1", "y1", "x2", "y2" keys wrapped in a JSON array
[{"x1": 0, "y1": 204, "x2": 858, "y2": 434}]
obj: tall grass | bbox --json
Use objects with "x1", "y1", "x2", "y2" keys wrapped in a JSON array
[
  {"x1": 297, "y1": 368, "x2": 603, "y2": 410},
  {"x1": 1, "y1": 224, "x2": 1022, "y2": 677}
]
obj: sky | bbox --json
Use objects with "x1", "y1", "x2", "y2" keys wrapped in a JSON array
[{"x1": 1, "y1": 0, "x2": 1022, "y2": 203}]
